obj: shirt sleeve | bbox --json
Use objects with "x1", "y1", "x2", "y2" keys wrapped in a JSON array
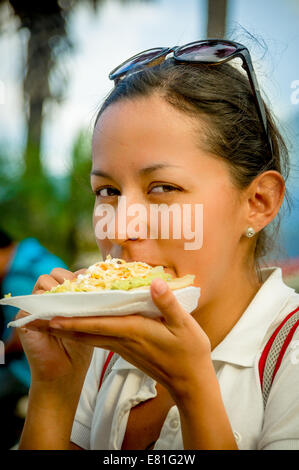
[
  {"x1": 70, "y1": 347, "x2": 109, "y2": 450},
  {"x1": 257, "y1": 327, "x2": 299, "y2": 450}
]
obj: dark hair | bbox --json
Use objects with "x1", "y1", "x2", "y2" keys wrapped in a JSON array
[
  {"x1": 95, "y1": 58, "x2": 291, "y2": 270},
  {"x1": 0, "y1": 228, "x2": 13, "y2": 248}
]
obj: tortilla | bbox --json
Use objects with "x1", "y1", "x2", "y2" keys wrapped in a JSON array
[
  {"x1": 131, "y1": 274, "x2": 195, "y2": 291},
  {"x1": 45, "y1": 256, "x2": 195, "y2": 293}
]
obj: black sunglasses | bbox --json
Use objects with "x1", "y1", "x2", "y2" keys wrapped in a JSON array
[{"x1": 109, "y1": 39, "x2": 273, "y2": 158}]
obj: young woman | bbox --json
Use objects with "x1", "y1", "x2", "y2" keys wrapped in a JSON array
[{"x1": 15, "y1": 40, "x2": 299, "y2": 450}]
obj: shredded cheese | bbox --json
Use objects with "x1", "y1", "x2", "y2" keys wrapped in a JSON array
[{"x1": 46, "y1": 255, "x2": 172, "y2": 293}]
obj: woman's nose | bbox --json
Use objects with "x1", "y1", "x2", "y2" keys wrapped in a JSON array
[
  {"x1": 94, "y1": 195, "x2": 149, "y2": 245},
  {"x1": 115, "y1": 195, "x2": 149, "y2": 242}
]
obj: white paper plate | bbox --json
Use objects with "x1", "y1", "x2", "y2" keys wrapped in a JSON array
[{"x1": 0, "y1": 286, "x2": 201, "y2": 328}]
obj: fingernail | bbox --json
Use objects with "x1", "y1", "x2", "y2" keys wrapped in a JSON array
[{"x1": 152, "y1": 278, "x2": 167, "y2": 296}]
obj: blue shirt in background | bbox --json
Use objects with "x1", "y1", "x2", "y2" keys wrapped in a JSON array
[{"x1": 1, "y1": 237, "x2": 68, "y2": 388}]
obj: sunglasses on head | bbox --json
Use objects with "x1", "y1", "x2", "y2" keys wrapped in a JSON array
[{"x1": 109, "y1": 39, "x2": 273, "y2": 158}]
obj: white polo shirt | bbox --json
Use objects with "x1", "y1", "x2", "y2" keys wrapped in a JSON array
[{"x1": 70, "y1": 267, "x2": 299, "y2": 450}]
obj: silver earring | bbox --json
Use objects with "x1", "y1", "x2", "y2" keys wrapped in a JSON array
[{"x1": 245, "y1": 227, "x2": 256, "y2": 238}]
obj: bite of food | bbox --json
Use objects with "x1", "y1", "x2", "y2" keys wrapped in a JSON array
[{"x1": 45, "y1": 255, "x2": 195, "y2": 293}]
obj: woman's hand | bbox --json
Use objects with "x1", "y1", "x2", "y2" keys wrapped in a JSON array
[
  {"x1": 16, "y1": 267, "x2": 93, "y2": 388},
  {"x1": 15, "y1": 268, "x2": 96, "y2": 450},
  {"x1": 19, "y1": 276, "x2": 237, "y2": 450},
  {"x1": 43, "y1": 277, "x2": 211, "y2": 402}
]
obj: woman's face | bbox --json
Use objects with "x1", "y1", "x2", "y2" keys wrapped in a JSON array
[{"x1": 91, "y1": 94, "x2": 248, "y2": 307}]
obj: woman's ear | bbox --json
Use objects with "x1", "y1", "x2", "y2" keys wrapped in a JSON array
[{"x1": 245, "y1": 171, "x2": 285, "y2": 232}]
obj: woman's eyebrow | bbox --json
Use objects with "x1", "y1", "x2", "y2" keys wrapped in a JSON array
[
  {"x1": 139, "y1": 163, "x2": 181, "y2": 175},
  {"x1": 90, "y1": 163, "x2": 181, "y2": 178},
  {"x1": 90, "y1": 169, "x2": 112, "y2": 178}
]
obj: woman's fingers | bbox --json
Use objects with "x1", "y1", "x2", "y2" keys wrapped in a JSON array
[
  {"x1": 15, "y1": 310, "x2": 30, "y2": 320},
  {"x1": 20, "y1": 318, "x2": 51, "y2": 332},
  {"x1": 47, "y1": 278, "x2": 189, "y2": 337},
  {"x1": 33, "y1": 274, "x2": 60, "y2": 293},
  {"x1": 14, "y1": 311, "x2": 50, "y2": 334},
  {"x1": 49, "y1": 268, "x2": 77, "y2": 284},
  {"x1": 49, "y1": 314, "x2": 146, "y2": 338},
  {"x1": 32, "y1": 267, "x2": 85, "y2": 295},
  {"x1": 150, "y1": 278, "x2": 188, "y2": 329},
  {"x1": 33, "y1": 268, "x2": 76, "y2": 293},
  {"x1": 74, "y1": 268, "x2": 87, "y2": 276},
  {"x1": 48, "y1": 327, "x2": 122, "y2": 349}
]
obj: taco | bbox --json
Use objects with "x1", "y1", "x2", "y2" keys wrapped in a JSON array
[{"x1": 46, "y1": 255, "x2": 195, "y2": 293}]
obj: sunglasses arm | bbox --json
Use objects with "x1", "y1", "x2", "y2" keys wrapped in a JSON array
[{"x1": 236, "y1": 49, "x2": 273, "y2": 156}]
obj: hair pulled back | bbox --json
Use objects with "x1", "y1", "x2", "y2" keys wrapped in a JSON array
[{"x1": 95, "y1": 57, "x2": 290, "y2": 265}]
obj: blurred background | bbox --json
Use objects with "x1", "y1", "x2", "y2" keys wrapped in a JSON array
[
  {"x1": 0, "y1": 0, "x2": 299, "y2": 276},
  {"x1": 0, "y1": 0, "x2": 298, "y2": 449}
]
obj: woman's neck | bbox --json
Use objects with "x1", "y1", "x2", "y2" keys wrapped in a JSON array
[{"x1": 193, "y1": 264, "x2": 263, "y2": 351}]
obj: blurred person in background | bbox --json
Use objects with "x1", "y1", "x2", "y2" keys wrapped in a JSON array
[
  {"x1": 0, "y1": 228, "x2": 68, "y2": 449},
  {"x1": 13, "y1": 40, "x2": 299, "y2": 451}
]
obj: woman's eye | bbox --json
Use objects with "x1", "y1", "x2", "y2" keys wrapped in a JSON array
[
  {"x1": 94, "y1": 187, "x2": 120, "y2": 197},
  {"x1": 94, "y1": 184, "x2": 181, "y2": 197},
  {"x1": 149, "y1": 184, "x2": 180, "y2": 194}
]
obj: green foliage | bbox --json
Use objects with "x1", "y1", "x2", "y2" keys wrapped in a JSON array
[
  {"x1": 0, "y1": 0, "x2": 156, "y2": 270},
  {"x1": 0, "y1": 130, "x2": 97, "y2": 270}
]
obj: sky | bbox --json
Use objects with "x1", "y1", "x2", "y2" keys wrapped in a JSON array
[{"x1": 0, "y1": 0, "x2": 299, "y2": 177}]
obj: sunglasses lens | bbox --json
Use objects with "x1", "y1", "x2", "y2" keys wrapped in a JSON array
[
  {"x1": 175, "y1": 41, "x2": 237, "y2": 62},
  {"x1": 110, "y1": 48, "x2": 167, "y2": 80}
]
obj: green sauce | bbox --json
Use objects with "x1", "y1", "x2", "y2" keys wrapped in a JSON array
[{"x1": 110, "y1": 272, "x2": 172, "y2": 290}]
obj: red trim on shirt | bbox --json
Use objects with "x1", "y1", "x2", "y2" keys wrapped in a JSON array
[
  {"x1": 98, "y1": 309, "x2": 299, "y2": 396},
  {"x1": 259, "y1": 307, "x2": 299, "y2": 389},
  {"x1": 271, "y1": 318, "x2": 299, "y2": 384},
  {"x1": 98, "y1": 351, "x2": 114, "y2": 391}
]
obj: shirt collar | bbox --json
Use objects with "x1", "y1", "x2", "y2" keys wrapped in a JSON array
[
  {"x1": 211, "y1": 267, "x2": 295, "y2": 367},
  {"x1": 112, "y1": 267, "x2": 295, "y2": 372}
]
